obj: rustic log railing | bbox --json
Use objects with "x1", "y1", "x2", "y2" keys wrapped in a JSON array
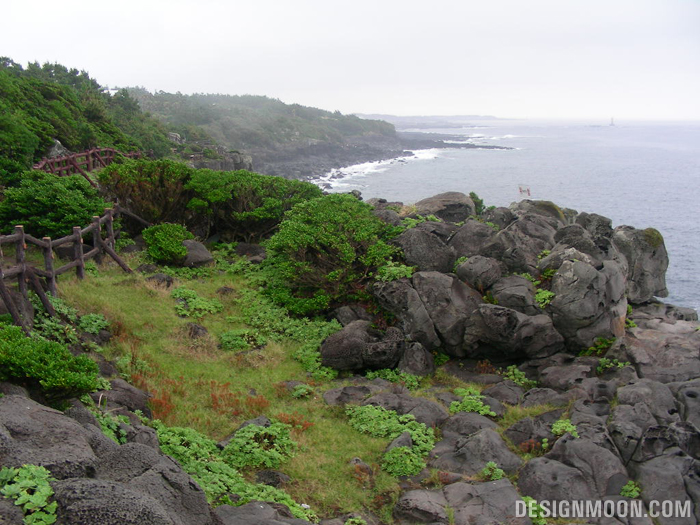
[
  {"x1": 0, "y1": 205, "x2": 140, "y2": 333},
  {"x1": 32, "y1": 148, "x2": 142, "y2": 187}
]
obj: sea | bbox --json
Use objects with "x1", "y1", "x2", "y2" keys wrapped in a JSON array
[{"x1": 313, "y1": 119, "x2": 700, "y2": 312}]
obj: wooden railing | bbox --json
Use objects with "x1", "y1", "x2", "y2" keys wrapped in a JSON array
[
  {"x1": 32, "y1": 148, "x2": 142, "y2": 187},
  {"x1": 0, "y1": 205, "x2": 145, "y2": 332}
]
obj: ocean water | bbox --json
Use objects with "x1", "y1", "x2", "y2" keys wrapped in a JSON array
[{"x1": 315, "y1": 119, "x2": 700, "y2": 311}]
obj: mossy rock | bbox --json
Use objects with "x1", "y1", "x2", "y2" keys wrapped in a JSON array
[
  {"x1": 532, "y1": 201, "x2": 566, "y2": 223},
  {"x1": 642, "y1": 228, "x2": 664, "y2": 249}
]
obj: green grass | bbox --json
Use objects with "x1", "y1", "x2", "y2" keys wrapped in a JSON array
[{"x1": 57, "y1": 255, "x2": 399, "y2": 518}]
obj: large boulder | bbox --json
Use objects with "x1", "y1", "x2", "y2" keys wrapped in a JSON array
[
  {"x1": 612, "y1": 226, "x2": 669, "y2": 303},
  {"x1": 464, "y1": 304, "x2": 565, "y2": 360},
  {"x1": 548, "y1": 259, "x2": 627, "y2": 349},
  {"x1": 362, "y1": 392, "x2": 449, "y2": 428},
  {"x1": 371, "y1": 279, "x2": 441, "y2": 351},
  {"x1": 412, "y1": 271, "x2": 482, "y2": 357},
  {"x1": 393, "y1": 228, "x2": 456, "y2": 273},
  {"x1": 319, "y1": 321, "x2": 404, "y2": 371},
  {"x1": 180, "y1": 240, "x2": 214, "y2": 268},
  {"x1": 454, "y1": 255, "x2": 502, "y2": 292},
  {"x1": 448, "y1": 219, "x2": 498, "y2": 258},
  {"x1": 490, "y1": 275, "x2": 540, "y2": 316},
  {"x1": 430, "y1": 429, "x2": 522, "y2": 475},
  {"x1": 413, "y1": 192, "x2": 476, "y2": 222}
]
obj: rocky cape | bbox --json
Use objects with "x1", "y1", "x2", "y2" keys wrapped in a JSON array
[{"x1": 2, "y1": 193, "x2": 699, "y2": 525}]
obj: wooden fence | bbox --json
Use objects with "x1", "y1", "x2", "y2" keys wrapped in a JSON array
[
  {"x1": 32, "y1": 148, "x2": 142, "y2": 187},
  {"x1": 0, "y1": 205, "x2": 145, "y2": 333}
]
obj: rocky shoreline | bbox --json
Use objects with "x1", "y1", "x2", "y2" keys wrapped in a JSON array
[{"x1": 2, "y1": 193, "x2": 699, "y2": 525}]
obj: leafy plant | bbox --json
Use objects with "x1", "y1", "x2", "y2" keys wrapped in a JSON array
[
  {"x1": 537, "y1": 249, "x2": 551, "y2": 261},
  {"x1": 597, "y1": 358, "x2": 630, "y2": 375},
  {"x1": 449, "y1": 387, "x2": 496, "y2": 417},
  {"x1": 171, "y1": 287, "x2": 223, "y2": 318},
  {"x1": 221, "y1": 422, "x2": 297, "y2": 469},
  {"x1": 479, "y1": 461, "x2": 505, "y2": 481},
  {"x1": 581, "y1": 337, "x2": 616, "y2": 357},
  {"x1": 263, "y1": 193, "x2": 398, "y2": 315},
  {"x1": 534, "y1": 289, "x2": 555, "y2": 308},
  {"x1": 483, "y1": 291, "x2": 499, "y2": 305},
  {"x1": 0, "y1": 325, "x2": 98, "y2": 400},
  {"x1": 374, "y1": 261, "x2": 415, "y2": 282},
  {"x1": 620, "y1": 480, "x2": 641, "y2": 499},
  {"x1": 453, "y1": 256, "x2": 468, "y2": 272},
  {"x1": 290, "y1": 384, "x2": 314, "y2": 399},
  {"x1": 0, "y1": 465, "x2": 57, "y2": 524},
  {"x1": 78, "y1": 313, "x2": 109, "y2": 335},
  {"x1": 381, "y1": 446, "x2": 426, "y2": 477},
  {"x1": 218, "y1": 329, "x2": 267, "y2": 352},
  {"x1": 552, "y1": 418, "x2": 579, "y2": 438},
  {"x1": 366, "y1": 369, "x2": 421, "y2": 390},
  {"x1": 501, "y1": 365, "x2": 537, "y2": 389},
  {"x1": 142, "y1": 223, "x2": 194, "y2": 264},
  {"x1": 521, "y1": 496, "x2": 547, "y2": 525},
  {"x1": 469, "y1": 191, "x2": 485, "y2": 216}
]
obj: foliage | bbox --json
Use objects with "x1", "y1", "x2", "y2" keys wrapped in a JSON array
[
  {"x1": 366, "y1": 369, "x2": 421, "y2": 390},
  {"x1": 449, "y1": 387, "x2": 496, "y2": 417},
  {"x1": 534, "y1": 289, "x2": 555, "y2": 308},
  {"x1": 171, "y1": 287, "x2": 223, "y2": 318},
  {"x1": 518, "y1": 272, "x2": 541, "y2": 286},
  {"x1": 221, "y1": 423, "x2": 296, "y2": 469},
  {"x1": 218, "y1": 329, "x2": 267, "y2": 352},
  {"x1": 0, "y1": 325, "x2": 98, "y2": 400},
  {"x1": 344, "y1": 518, "x2": 368, "y2": 525},
  {"x1": 479, "y1": 461, "x2": 505, "y2": 481},
  {"x1": 0, "y1": 465, "x2": 57, "y2": 524},
  {"x1": 78, "y1": 313, "x2": 109, "y2": 335},
  {"x1": 537, "y1": 249, "x2": 551, "y2": 261},
  {"x1": 0, "y1": 170, "x2": 107, "y2": 237},
  {"x1": 93, "y1": 410, "x2": 129, "y2": 444},
  {"x1": 346, "y1": 405, "x2": 435, "y2": 478},
  {"x1": 263, "y1": 193, "x2": 398, "y2": 315},
  {"x1": 597, "y1": 358, "x2": 630, "y2": 375},
  {"x1": 469, "y1": 192, "x2": 485, "y2": 216},
  {"x1": 453, "y1": 256, "x2": 468, "y2": 272},
  {"x1": 185, "y1": 168, "x2": 322, "y2": 241},
  {"x1": 501, "y1": 365, "x2": 537, "y2": 389},
  {"x1": 374, "y1": 261, "x2": 415, "y2": 282},
  {"x1": 482, "y1": 291, "x2": 499, "y2": 305},
  {"x1": 148, "y1": 419, "x2": 315, "y2": 520},
  {"x1": 581, "y1": 337, "x2": 616, "y2": 357},
  {"x1": 381, "y1": 446, "x2": 426, "y2": 477},
  {"x1": 142, "y1": 222, "x2": 193, "y2": 263},
  {"x1": 521, "y1": 497, "x2": 547, "y2": 525},
  {"x1": 400, "y1": 214, "x2": 440, "y2": 229},
  {"x1": 551, "y1": 418, "x2": 579, "y2": 438},
  {"x1": 290, "y1": 384, "x2": 314, "y2": 399},
  {"x1": 620, "y1": 480, "x2": 641, "y2": 499},
  {"x1": 433, "y1": 351, "x2": 450, "y2": 367}
]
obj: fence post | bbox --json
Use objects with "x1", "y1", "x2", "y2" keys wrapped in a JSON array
[
  {"x1": 42, "y1": 236, "x2": 57, "y2": 295},
  {"x1": 14, "y1": 225, "x2": 27, "y2": 300},
  {"x1": 105, "y1": 208, "x2": 115, "y2": 250},
  {"x1": 73, "y1": 226, "x2": 85, "y2": 279},
  {"x1": 91, "y1": 216, "x2": 101, "y2": 255}
]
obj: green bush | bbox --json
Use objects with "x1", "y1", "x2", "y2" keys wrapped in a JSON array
[
  {"x1": 142, "y1": 223, "x2": 193, "y2": 263},
  {"x1": 185, "y1": 169, "x2": 322, "y2": 241},
  {"x1": 218, "y1": 329, "x2": 267, "y2": 352},
  {"x1": 381, "y1": 446, "x2": 426, "y2": 477},
  {"x1": 366, "y1": 369, "x2": 421, "y2": 390},
  {"x1": 221, "y1": 423, "x2": 296, "y2": 469},
  {"x1": 501, "y1": 365, "x2": 537, "y2": 389},
  {"x1": 171, "y1": 287, "x2": 223, "y2": 318},
  {"x1": 469, "y1": 191, "x2": 485, "y2": 216},
  {"x1": 78, "y1": 313, "x2": 109, "y2": 335},
  {"x1": 620, "y1": 480, "x2": 641, "y2": 499},
  {"x1": 479, "y1": 461, "x2": 505, "y2": 481},
  {"x1": 263, "y1": 193, "x2": 398, "y2": 315},
  {"x1": 374, "y1": 261, "x2": 415, "y2": 282},
  {"x1": 551, "y1": 418, "x2": 579, "y2": 438},
  {"x1": 0, "y1": 170, "x2": 107, "y2": 237},
  {"x1": 0, "y1": 465, "x2": 57, "y2": 524},
  {"x1": 449, "y1": 387, "x2": 496, "y2": 417},
  {"x1": 0, "y1": 325, "x2": 98, "y2": 400}
]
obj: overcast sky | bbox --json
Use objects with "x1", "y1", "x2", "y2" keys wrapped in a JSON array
[{"x1": 3, "y1": 0, "x2": 699, "y2": 120}]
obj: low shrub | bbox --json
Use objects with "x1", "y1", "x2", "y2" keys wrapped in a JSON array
[
  {"x1": 218, "y1": 329, "x2": 267, "y2": 352},
  {"x1": 0, "y1": 325, "x2": 98, "y2": 400},
  {"x1": 551, "y1": 418, "x2": 579, "y2": 438},
  {"x1": 366, "y1": 369, "x2": 421, "y2": 390},
  {"x1": 449, "y1": 387, "x2": 496, "y2": 417},
  {"x1": 171, "y1": 287, "x2": 223, "y2": 318},
  {"x1": 479, "y1": 461, "x2": 505, "y2": 481},
  {"x1": 381, "y1": 446, "x2": 426, "y2": 477},
  {"x1": 142, "y1": 223, "x2": 193, "y2": 264},
  {"x1": 220, "y1": 423, "x2": 296, "y2": 469}
]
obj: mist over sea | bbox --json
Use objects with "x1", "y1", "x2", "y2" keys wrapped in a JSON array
[{"x1": 316, "y1": 119, "x2": 700, "y2": 311}]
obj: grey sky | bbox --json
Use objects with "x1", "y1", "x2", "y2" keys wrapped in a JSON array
[{"x1": 3, "y1": 0, "x2": 699, "y2": 120}]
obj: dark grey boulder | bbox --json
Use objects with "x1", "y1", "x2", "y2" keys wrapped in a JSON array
[
  {"x1": 234, "y1": 242, "x2": 267, "y2": 264},
  {"x1": 412, "y1": 271, "x2": 482, "y2": 357},
  {"x1": 362, "y1": 327, "x2": 405, "y2": 370},
  {"x1": 675, "y1": 381, "x2": 700, "y2": 430},
  {"x1": 612, "y1": 225, "x2": 669, "y2": 303},
  {"x1": 323, "y1": 385, "x2": 373, "y2": 406},
  {"x1": 548, "y1": 259, "x2": 627, "y2": 349},
  {"x1": 552, "y1": 223, "x2": 606, "y2": 261},
  {"x1": 482, "y1": 380, "x2": 525, "y2": 406},
  {"x1": 454, "y1": 255, "x2": 502, "y2": 292},
  {"x1": 608, "y1": 403, "x2": 658, "y2": 464},
  {"x1": 319, "y1": 321, "x2": 404, "y2": 371},
  {"x1": 464, "y1": 304, "x2": 564, "y2": 360},
  {"x1": 509, "y1": 200, "x2": 569, "y2": 228},
  {"x1": 372, "y1": 208, "x2": 402, "y2": 226},
  {"x1": 617, "y1": 379, "x2": 680, "y2": 425},
  {"x1": 0, "y1": 395, "x2": 98, "y2": 479},
  {"x1": 442, "y1": 479, "x2": 527, "y2": 524},
  {"x1": 181, "y1": 240, "x2": 214, "y2": 268},
  {"x1": 430, "y1": 429, "x2": 522, "y2": 475},
  {"x1": 332, "y1": 305, "x2": 372, "y2": 326},
  {"x1": 0, "y1": 496, "x2": 24, "y2": 523},
  {"x1": 146, "y1": 273, "x2": 174, "y2": 288},
  {"x1": 394, "y1": 489, "x2": 449, "y2": 523},
  {"x1": 490, "y1": 275, "x2": 540, "y2": 316},
  {"x1": 414, "y1": 220, "x2": 461, "y2": 242},
  {"x1": 414, "y1": 192, "x2": 476, "y2": 223},
  {"x1": 630, "y1": 424, "x2": 700, "y2": 464},
  {"x1": 52, "y1": 478, "x2": 174, "y2": 525},
  {"x1": 616, "y1": 327, "x2": 700, "y2": 383},
  {"x1": 521, "y1": 387, "x2": 572, "y2": 408},
  {"x1": 539, "y1": 363, "x2": 594, "y2": 391},
  {"x1": 448, "y1": 219, "x2": 499, "y2": 258},
  {"x1": 517, "y1": 457, "x2": 595, "y2": 502},
  {"x1": 256, "y1": 470, "x2": 291, "y2": 488},
  {"x1": 397, "y1": 342, "x2": 436, "y2": 377},
  {"x1": 91, "y1": 378, "x2": 152, "y2": 418},
  {"x1": 504, "y1": 409, "x2": 564, "y2": 449},
  {"x1": 372, "y1": 279, "x2": 441, "y2": 351},
  {"x1": 215, "y1": 501, "x2": 312, "y2": 525},
  {"x1": 441, "y1": 412, "x2": 498, "y2": 437},
  {"x1": 481, "y1": 206, "x2": 516, "y2": 230},
  {"x1": 386, "y1": 431, "x2": 413, "y2": 452},
  {"x1": 394, "y1": 228, "x2": 456, "y2": 273},
  {"x1": 575, "y1": 211, "x2": 614, "y2": 251}
]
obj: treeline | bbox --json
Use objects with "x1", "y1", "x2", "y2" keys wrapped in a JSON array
[
  {"x1": 0, "y1": 58, "x2": 175, "y2": 175},
  {"x1": 128, "y1": 89, "x2": 396, "y2": 153}
]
